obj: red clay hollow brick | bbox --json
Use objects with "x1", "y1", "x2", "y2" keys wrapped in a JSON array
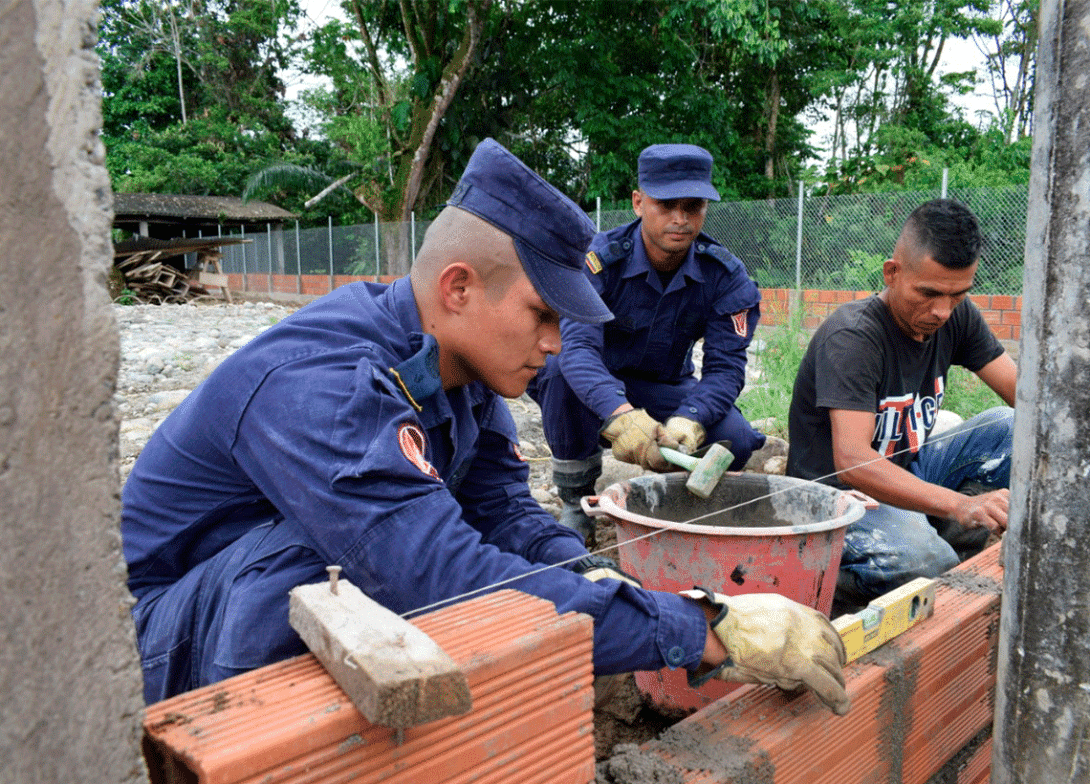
[
  {"x1": 956, "y1": 737, "x2": 993, "y2": 784},
  {"x1": 142, "y1": 589, "x2": 595, "y2": 784},
  {"x1": 615, "y1": 543, "x2": 1002, "y2": 784}
]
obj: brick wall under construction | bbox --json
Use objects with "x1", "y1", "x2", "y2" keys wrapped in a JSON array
[
  {"x1": 143, "y1": 543, "x2": 1003, "y2": 784},
  {"x1": 142, "y1": 590, "x2": 595, "y2": 784}
]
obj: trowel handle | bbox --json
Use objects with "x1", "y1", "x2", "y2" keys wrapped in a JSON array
[{"x1": 659, "y1": 446, "x2": 698, "y2": 472}]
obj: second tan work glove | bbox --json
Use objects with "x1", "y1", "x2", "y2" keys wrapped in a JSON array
[
  {"x1": 664, "y1": 416, "x2": 706, "y2": 454},
  {"x1": 601, "y1": 409, "x2": 678, "y2": 471},
  {"x1": 681, "y1": 587, "x2": 851, "y2": 716}
]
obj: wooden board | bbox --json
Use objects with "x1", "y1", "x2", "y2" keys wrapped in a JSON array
[{"x1": 288, "y1": 577, "x2": 472, "y2": 729}]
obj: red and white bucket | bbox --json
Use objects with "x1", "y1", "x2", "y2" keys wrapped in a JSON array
[{"x1": 585, "y1": 472, "x2": 865, "y2": 713}]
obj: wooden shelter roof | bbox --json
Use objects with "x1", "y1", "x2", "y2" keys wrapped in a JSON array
[{"x1": 113, "y1": 193, "x2": 296, "y2": 222}]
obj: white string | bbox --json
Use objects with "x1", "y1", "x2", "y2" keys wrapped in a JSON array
[{"x1": 399, "y1": 415, "x2": 1003, "y2": 619}]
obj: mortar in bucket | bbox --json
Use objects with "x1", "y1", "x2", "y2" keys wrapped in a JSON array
[{"x1": 584, "y1": 471, "x2": 865, "y2": 713}]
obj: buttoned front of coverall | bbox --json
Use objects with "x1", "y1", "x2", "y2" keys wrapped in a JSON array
[{"x1": 529, "y1": 219, "x2": 764, "y2": 468}]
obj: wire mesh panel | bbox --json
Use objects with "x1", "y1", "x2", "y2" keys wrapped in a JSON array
[
  {"x1": 948, "y1": 186, "x2": 1028, "y2": 294},
  {"x1": 704, "y1": 198, "x2": 802, "y2": 289},
  {"x1": 798, "y1": 190, "x2": 928, "y2": 291},
  {"x1": 215, "y1": 185, "x2": 1027, "y2": 297}
]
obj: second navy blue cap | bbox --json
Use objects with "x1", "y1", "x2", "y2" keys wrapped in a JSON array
[
  {"x1": 446, "y1": 138, "x2": 612, "y2": 325},
  {"x1": 638, "y1": 143, "x2": 721, "y2": 202}
]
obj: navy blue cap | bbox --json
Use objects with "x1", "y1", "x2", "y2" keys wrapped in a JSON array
[
  {"x1": 638, "y1": 144, "x2": 721, "y2": 202},
  {"x1": 446, "y1": 138, "x2": 612, "y2": 325}
]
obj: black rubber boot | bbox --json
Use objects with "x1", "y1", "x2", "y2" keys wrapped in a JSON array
[{"x1": 552, "y1": 454, "x2": 603, "y2": 549}]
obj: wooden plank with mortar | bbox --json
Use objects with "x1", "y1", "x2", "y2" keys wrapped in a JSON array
[{"x1": 288, "y1": 569, "x2": 472, "y2": 729}]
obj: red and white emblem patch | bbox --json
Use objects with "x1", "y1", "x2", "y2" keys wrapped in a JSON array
[
  {"x1": 398, "y1": 423, "x2": 439, "y2": 479},
  {"x1": 731, "y1": 309, "x2": 749, "y2": 338}
]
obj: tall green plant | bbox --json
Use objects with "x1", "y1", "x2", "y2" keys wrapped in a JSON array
[{"x1": 737, "y1": 314, "x2": 810, "y2": 436}]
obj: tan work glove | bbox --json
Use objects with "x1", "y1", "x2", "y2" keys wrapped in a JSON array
[
  {"x1": 600, "y1": 409, "x2": 678, "y2": 471},
  {"x1": 681, "y1": 587, "x2": 851, "y2": 716},
  {"x1": 664, "y1": 416, "x2": 706, "y2": 454}
]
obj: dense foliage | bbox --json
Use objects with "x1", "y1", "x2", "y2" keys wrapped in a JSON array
[{"x1": 97, "y1": 0, "x2": 1036, "y2": 228}]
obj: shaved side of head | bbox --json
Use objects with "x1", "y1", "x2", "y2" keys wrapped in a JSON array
[{"x1": 411, "y1": 207, "x2": 524, "y2": 300}]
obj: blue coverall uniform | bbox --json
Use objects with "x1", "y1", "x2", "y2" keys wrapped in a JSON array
[
  {"x1": 529, "y1": 218, "x2": 765, "y2": 468},
  {"x1": 122, "y1": 278, "x2": 708, "y2": 703}
]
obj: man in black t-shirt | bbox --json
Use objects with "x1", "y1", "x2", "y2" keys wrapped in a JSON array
[{"x1": 788, "y1": 199, "x2": 1017, "y2": 608}]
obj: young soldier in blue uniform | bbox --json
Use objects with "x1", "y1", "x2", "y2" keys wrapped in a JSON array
[
  {"x1": 122, "y1": 138, "x2": 849, "y2": 715},
  {"x1": 529, "y1": 143, "x2": 774, "y2": 545}
]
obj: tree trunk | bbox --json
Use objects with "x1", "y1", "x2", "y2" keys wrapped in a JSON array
[
  {"x1": 764, "y1": 69, "x2": 780, "y2": 181},
  {"x1": 396, "y1": 0, "x2": 491, "y2": 221}
]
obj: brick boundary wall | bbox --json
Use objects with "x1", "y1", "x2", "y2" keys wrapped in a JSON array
[
  {"x1": 748, "y1": 287, "x2": 1022, "y2": 342},
  {"x1": 224, "y1": 276, "x2": 1024, "y2": 342}
]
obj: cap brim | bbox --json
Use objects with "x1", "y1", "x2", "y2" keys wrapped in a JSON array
[
  {"x1": 640, "y1": 179, "x2": 721, "y2": 202},
  {"x1": 513, "y1": 237, "x2": 613, "y2": 324}
]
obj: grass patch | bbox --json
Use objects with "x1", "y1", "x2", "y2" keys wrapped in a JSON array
[
  {"x1": 737, "y1": 316, "x2": 809, "y2": 438},
  {"x1": 738, "y1": 317, "x2": 1004, "y2": 436},
  {"x1": 943, "y1": 364, "x2": 1004, "y2": 418}
]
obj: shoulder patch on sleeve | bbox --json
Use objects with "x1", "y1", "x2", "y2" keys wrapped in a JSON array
[
  {"x1": 585, "y1": 251, "x2": 603, "y2": 274},
  {"x1": 731, "y1": 309, "x2": 750, "y2": 338},
  {"x1": 397, "y1": 422, "x2": 439, "y2": 479}
]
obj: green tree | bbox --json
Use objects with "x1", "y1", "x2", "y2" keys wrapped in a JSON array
[
  {"x1": 99, "y1": 0, "x2": 306, "y2": 198},
  {"x1": 816, "y1": 0, "x2": 1000, "y2": 187},
  {"x1": 282, "y1": 0, "x2": 492, "y2": 222},
  {"x1": 975, "y1": 0, "x2": 1037, "y2": 143}
]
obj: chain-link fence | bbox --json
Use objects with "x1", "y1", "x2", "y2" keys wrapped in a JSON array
[{"x1": 218, "y1": 185, "x2": 1028, "y2": 296}]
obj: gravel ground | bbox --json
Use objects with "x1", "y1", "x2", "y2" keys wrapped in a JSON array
[{"x1": 113, "y1": 298, "x2": 776, "y2": 508}]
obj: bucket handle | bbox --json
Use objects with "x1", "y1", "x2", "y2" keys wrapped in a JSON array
[
  {"x1": 836, "y1": 489, "x2": 879, "y2": 515},
  {"x1": 581, "y1": 495, "x2": 608, "y2": 517}
]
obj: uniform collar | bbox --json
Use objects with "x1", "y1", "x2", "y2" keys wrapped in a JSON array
[
  {"x1": 385, "y1": 278, "x2": 444, "y2": 410},
  {"x1": 624, "y1": 221, "x2": 705, "y2": 293}
]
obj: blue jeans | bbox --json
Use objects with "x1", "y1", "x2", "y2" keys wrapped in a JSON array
[{"x1": 837, "y1": 406, "x2": 1014, "y2": 606}]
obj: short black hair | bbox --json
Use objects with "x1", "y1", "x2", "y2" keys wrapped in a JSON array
[{"x1": 901, "y1": 199, "x2": 983, "y2": 269}]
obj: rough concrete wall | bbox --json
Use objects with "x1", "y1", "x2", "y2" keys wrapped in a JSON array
[
  {"x1": 993, "y1": 0, "x2": 1090, "y2": 780},
  {"x1": 0, "y1": 0, "x2": 148, "y2": 780}
]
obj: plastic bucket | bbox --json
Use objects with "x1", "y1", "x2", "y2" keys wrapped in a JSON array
[{"x1": 585, "y1": 472, "x2": 865, "y2": 713}]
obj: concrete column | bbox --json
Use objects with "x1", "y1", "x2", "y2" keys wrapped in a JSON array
[
  {"x1": 992, "y1": 1, "x2": 1090, "y2": 781},
  {"x1": 0, "y1": 0, "x2": 147, "y2": 781}
]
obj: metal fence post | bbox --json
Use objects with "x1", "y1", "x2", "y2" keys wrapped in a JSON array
[
  {"x1": 795, "y1": 183, "x2": 804, "y2": 290},
  {"x1": 328, "y1": 216, "x2": 334, "y2": 294},
  {"x1": 791, "y1": 183, "x2": 805, "y2": 325},
  {"x1": 267, "y1": 222, "x2": 273, "y2": 294},
  {"x1": 596, "y1": 197, "x2": 601, "y2": 231},
  {"x1": 241, "y1": 225, "x2": 247, "y2": 292},
  {"x1": 295, "y1": 220, "x2": 301, "y2": 295},
  {"x1": 374, "y1": 212, "x2": 380, "y2": 279},
  {"x1": 942, "y1": 168, "x2": 949, "y2": 199}
]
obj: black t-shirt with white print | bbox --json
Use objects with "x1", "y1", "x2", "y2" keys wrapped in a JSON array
[{"x1": 787, "y1": 295, "x2": 1004, "y2": 488}]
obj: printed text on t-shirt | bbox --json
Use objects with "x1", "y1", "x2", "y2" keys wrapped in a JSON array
[{"x1": 872, "y1": 377, "x2": 945, "y2": 457}]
